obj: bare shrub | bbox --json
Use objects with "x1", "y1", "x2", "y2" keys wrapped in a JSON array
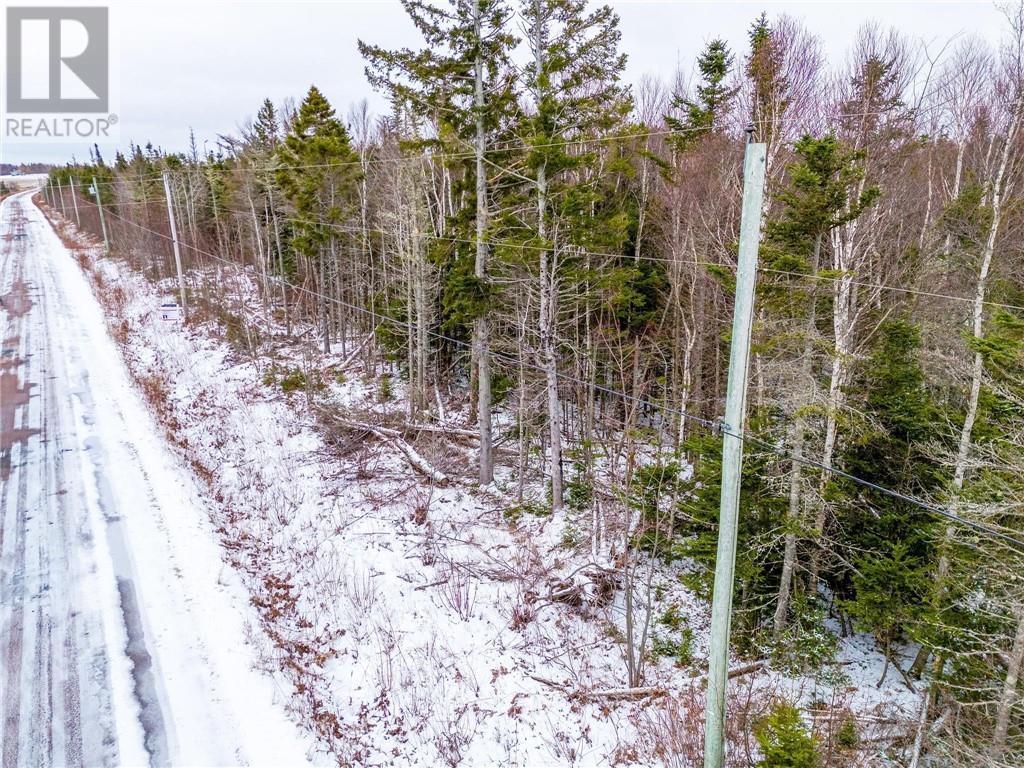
[
  {"x1": 106, "y1": 285, "x2": 126, "y2": 313},
  {"x1": 137, "y1": 373, "x2": 174, "y2": 421},
  {"x1": 628, "y1": 689, "x2": 706, "y2": 767},
  {"x1": 627, "y1": 681, "x2": 776, "y2": 768},
  {"x1": 432, "y1": 700, "x2": 482, "y2": 767},
  {"x1": 509, "y1": 599, "x2": 536, "y2": 631},
  {"x1": 265, "y1": 486, "x2": 301, "y2": 529},
  {"x1": 373, "y1": 622, "x2": 398, "y2": 693},
  {"x1": 343, "y1": 565, "x2": 379, "y2": 634},
  {"x1": 542, "y1": 717, "x2": 593, "y2": 766},
  {"x1": 109, "y1": 318, "x2": 130, "y2": 346},
  {"x1": 439, "y1": 565, "x2": 477, "y2": 622},
  {"x1": 409, "y1": 483, "x2": 433, "y2": 526}
]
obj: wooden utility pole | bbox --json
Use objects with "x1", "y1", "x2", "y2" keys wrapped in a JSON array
[
  {"x1": 91, "y1": 177, "x2": 109, "y2": 255},
  {"x1": 70, "y1": 178, "x2": 81, "y2": 228},
  {"x1": 162, "y1": 170, "x2": 189, "y2": 318},
  {"x1": 57, "y1": 178, "x2": 67, "y2": 218},
  {"x1": 702, "y1": 136, "x2": 767, "y2": 768}
]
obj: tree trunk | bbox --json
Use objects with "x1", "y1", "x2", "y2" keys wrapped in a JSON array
[
  {"x1": 319, "y1": 246, "x2": 331, "y2": 354},
  {"x1": 992, "y1": 606, "x2": 1024, "y2": 758},
  {"x1": 810, "y1": 212, "x2": 860, "y2": 589},
  {"x1": 473, "y1": 10, "x2": 493, "y2": 484},
  {"x1": 775, "y1": 233, "x2": 821, "y2": 635},
  {"x1": 928, "y1": 93, "x2": 1022, "y2": 753},
  {"x1": 537, "y1": 163, "x2": 562, "y2": 512},
  {"x1": 941, "y1": 98, "x2": 1019, "y2": 585},
  {"x1": 414, "y1": 212, "x2": 428, "y2": 415},
  {"x1": 268, "y1": 185, "x2": 289, "y2": 337}
]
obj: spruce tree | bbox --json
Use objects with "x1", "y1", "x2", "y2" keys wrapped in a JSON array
[
  {"x1": 252, "y1": 98, "x2": 281, "y2": 153},
  {"x1": 665, "y1": 39, "x2": 737, "y2": 151},
  {"x1": 672, "y1": 136, "x2": 880, "y2": 648},
  {"x1": 837, "y1": 320, "x2": 941, "y2": 671},
  {"x1": 746, "y1": 12, "x2": 788, "y2": 146},
  {"x1": 360, "y1": 0, "x2": 518, "y2": 482},
  {"x1": 275, "y1": 85, "x2": 361, "y2": 353},
  {"x1": 759, "y1": 134, "x2": 877, "y2": 635},
  {"x1": 239, "y1": 97, "x2": 292, "y2": 333},
  {"x1": 754, "y1": 702, "x2": 820, "y2": 768},
  {"x1": 517, "y1": 0, "x2": 632, "y2": 512}
]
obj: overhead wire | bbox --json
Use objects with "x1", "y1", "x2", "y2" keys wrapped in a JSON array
[
  {"x1": 47, "y1": 98, "x2": 986, "y2": 190},
  {"x1": 56, "y1": 154, "x2": 1024, "y2": 317},
  {"x1": 89, "y1": 202, "x2": 1024, "y2": 554},
  {"x1": 210, "y1": 203, "x2": 1024, "y2": 316}
]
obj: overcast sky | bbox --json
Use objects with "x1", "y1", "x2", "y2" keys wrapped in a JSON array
[{"x1": 0, "y1": 0, "x2": 1010, "y2": 165}]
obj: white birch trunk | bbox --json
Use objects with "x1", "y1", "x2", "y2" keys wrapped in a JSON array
[
  {"x1": 538, "y1": 163, "x2": 563, "y2": 512},
  {"x1": 993, "y1": 605, "x2": 1024, "y2": 757}
]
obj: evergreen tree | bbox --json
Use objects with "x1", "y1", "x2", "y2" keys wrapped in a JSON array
[
  {"x1": 275, "y1": 85, "x2": 361, "y2": 353},
  {"x1": 675, "y1": 416, "x2": 789, "y2": 646},
  {"x1": 672, "y1": 136, "x2": 881, "y2": 649},
  {"x1": 252, "y1": 98, "x2": 281, "y2": 153},
  {"x1": 360, "y1": 0, "x2": 519, "y2": 481},
  {"x1": 746, "y1": 12, "x2": 788, "y2": 145},
  {"x1": 665, "y1": 39, "x2": 737, "y2": 150},
  {"x1": 837, "y1": 320, "x2": 942, "y2": 668},
  {"x1": 237, "y1": 97, "x2": 293, "y2": 333},
  {"x1": 754, "y1": 702, "x2": 820, "y2": 768},
  {"x1": 759, "y1": 134, "x2": 878, "y2": 634},
  {"x1": 516, "y1": 0, "x2": 633, "y2": 512}
]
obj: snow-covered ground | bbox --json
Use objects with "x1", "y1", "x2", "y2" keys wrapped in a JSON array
[
  {"x1": 26, "y1": 191, "x2": 924, "y2": 766},
  {"x1": 0, "y1": 191, "x2": 312, "y2": 767}
]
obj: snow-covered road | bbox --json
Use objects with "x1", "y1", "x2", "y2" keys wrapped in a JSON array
[{"x1": 0, "y1": 191, "x2": 311, "y2": 767}]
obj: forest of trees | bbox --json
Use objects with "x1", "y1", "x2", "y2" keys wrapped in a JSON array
[{"x1": 43, "y1": 1, "x2": 1024, "y2": 763}]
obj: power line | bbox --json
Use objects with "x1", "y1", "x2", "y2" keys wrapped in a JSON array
[
  {"x1": 92, "y1": 203, "x2": 1024, "y2": 554},
  {"x1": 758, "y1": 266, "x2": 1024, "y2": 314},
  {"x1": 47, "y1": 99, "x2": 989, "y2": 189},
  {"x1": 54, "y1": 187, "x2": 1024, "y2": 317},
  {"x1": 99, "y1": 203, "x2": 721, "y2": 434},
  {"x1": 214, "y1": 203, "x2": 1024, "y2": 316}
]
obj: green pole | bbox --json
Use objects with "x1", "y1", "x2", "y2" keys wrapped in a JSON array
[{"x1": 702, "y1": 138, "x2": 767, "y2": 768}]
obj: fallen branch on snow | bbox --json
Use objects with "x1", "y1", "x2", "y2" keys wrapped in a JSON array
[
  {"x1": 529, "y1": 661, "x2": 765, "y2": 703},
  {"x1": 414, "y1": 577, "x2": 451, "y2": 591},
  {"x1": 374, "y1": 428, "x2": 450, "y2": 485},
  {"x1": 315, "y1": 411, "x2": 451, "y2": 485},
  {"x1": 586, "y1": 686, "x2": 669, "y2": 701}
]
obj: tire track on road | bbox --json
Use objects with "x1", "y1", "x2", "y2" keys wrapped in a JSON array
[
  {"x1": 34, "y1": 226, "x2": 86, "y2": 768},
  {"x1": 1, "y1": 192, "x2": 119, "y2": 768},
  {"x1": 1, "y1": 204, "x2": 32, "y2": 768}
]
